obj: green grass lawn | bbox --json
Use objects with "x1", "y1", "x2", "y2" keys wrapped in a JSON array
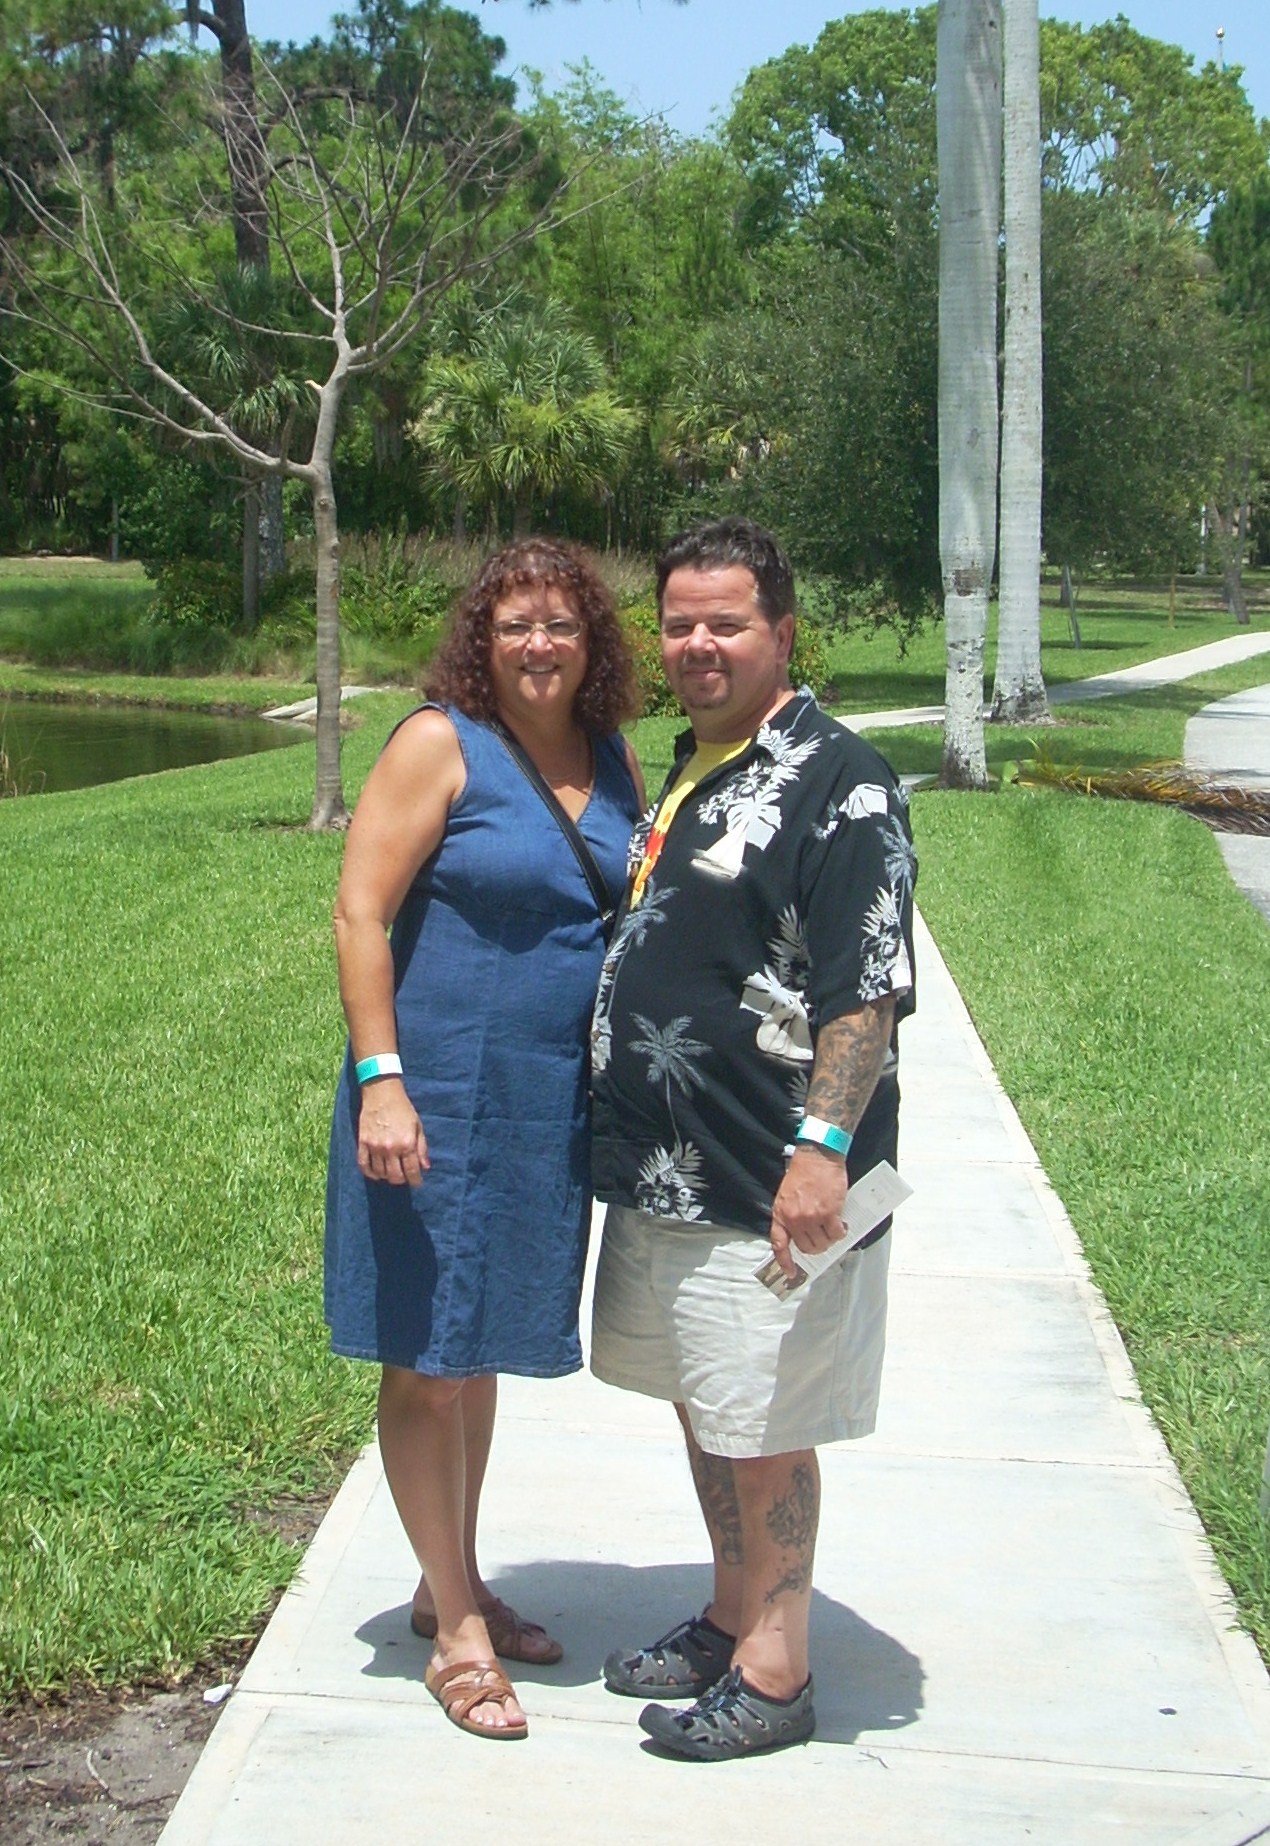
[
  {"x1": 0, "y1": 720, "x2": 382, "y2": 1700},
  {"x1": 824, "y1": 575, "x2": 1269, "y2": 712},
  {"x1": 866, "y1": 654, "x2": 1270, "y2": 782},
  {"x1": 0, "y1": 661, "x2": 315, "y2": 715},
  {"x1": 0, "y1": 559, "x2": 156, "y2": 670},
  {"x1": 1, "y1": 618, "x2": 1268, "y2": 1700},
  {"x1": 911, "y1": 784, "x2": 1270, "y2": 1660}
]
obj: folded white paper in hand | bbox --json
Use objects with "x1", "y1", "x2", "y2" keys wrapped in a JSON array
[{"x1": 753, "y1": 1160, "x2": 913, "y2": 1300}]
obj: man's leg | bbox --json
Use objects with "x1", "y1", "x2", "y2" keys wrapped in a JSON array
[
  {"x1": 729, "y1": 1449, "x2": 817, "y2": 1698},
  {"x1": 675, "y1": 1403, "x2": 742, "y2": 1636},
  {"x1": 677, "y1": 1409, "x2": 816, "y2": 1699}
]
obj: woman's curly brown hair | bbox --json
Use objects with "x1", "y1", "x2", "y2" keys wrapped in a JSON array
[{"x1": 424, "y1": 538, "x2": 639, "y2": 734}]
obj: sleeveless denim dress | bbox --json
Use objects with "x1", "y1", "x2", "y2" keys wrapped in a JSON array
[{"x1": 324, "y1": 706, "x2": 639, "y2": 1376}]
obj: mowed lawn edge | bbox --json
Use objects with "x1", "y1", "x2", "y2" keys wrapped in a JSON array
[
  {"x1": 1, "y1": 669, "x2": 1267, "y2": 1702},
  {"x1": 911, "y1": 784, "x2": 1270, "y2": 1663},
  {"x1": 0, "y1": 720, "x2": 386, "y2": 1701}
]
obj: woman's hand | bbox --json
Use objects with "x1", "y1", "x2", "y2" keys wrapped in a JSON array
[{"x1": 356, "y1": 1078, "x2": 430, "y2": 1187}]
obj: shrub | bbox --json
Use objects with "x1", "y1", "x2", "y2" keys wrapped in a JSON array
[
  {"x1": 147, "y1": 560, "x2": 242, "y2": 631},
  {"x1": 124, "y1": 456, "x2": 239, "y2": 567}
]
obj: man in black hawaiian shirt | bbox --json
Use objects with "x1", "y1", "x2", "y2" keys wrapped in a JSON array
[{"x1": 590, "y1": 517, "x2": 916, "y2": 1760}]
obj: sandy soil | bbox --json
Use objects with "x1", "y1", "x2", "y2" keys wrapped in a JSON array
[
  {"x1": 1, "y1": 1494, "x2": 331, "y2": 1843},
  {"x1": 1, "y1": 1673, "x2": 231, "y2": 1845}
]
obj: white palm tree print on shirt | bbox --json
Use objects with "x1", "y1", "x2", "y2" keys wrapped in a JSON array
[
  {"x1": 628, "y1": 1012, "x2": 710, "y2": 1220},
  {"x1": 695, "y1": 731, "x2": 821, "y2": 873},
  {"x1": 591, "y1": 880, "x2": 676, "y2": 1076},
  {"x1": 859, "y1": 885, "x2": 913, "y2": 1000}
]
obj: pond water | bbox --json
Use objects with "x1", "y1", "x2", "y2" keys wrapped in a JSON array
[{"x1": 0, "y1": 698, "x2": 303, "y2": 795}]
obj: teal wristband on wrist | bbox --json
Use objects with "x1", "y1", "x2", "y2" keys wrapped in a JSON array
[
  {"x1": 355, "y1": 1053, "x2": 403, "y2": 1084},
  {"x1": 796, "y1": 1114, "x2": 852, "y2": 1157}
]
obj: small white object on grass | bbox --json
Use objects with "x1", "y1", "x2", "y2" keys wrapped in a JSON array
[{"x1": 203, "y1": 1684, "x2": 234, "y2": 1707}]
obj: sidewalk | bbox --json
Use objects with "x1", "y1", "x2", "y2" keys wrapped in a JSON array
[
  {"x1": 1185, "y1": 682, "x2": 1270, "y2": 925},
  {"x1": 841, "y1": 628, "x2": 1270, "y2": 733},
  {"x1": 161, "y1": 908, "x2": 1270, "y2": 1846}
]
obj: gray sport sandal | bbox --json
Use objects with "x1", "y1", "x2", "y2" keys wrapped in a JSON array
[
  {"x1": 603, "y1": 1612, "x2": 736, "y2": 1699},
  {"x1": 638, "y1": 1666, "x2": 816, "y2": 1760}
]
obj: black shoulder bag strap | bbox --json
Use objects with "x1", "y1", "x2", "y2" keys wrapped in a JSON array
[{"x1": 491, "y1": 721, "x2": 616, "y2": 943}]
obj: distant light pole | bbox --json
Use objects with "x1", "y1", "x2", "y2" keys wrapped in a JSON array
[{"x1": 1215, "y1": 25, "x2": 1225, "y2": 71}]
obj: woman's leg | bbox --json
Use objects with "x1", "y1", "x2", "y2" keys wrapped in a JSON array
[
  {"x1": 409, "y1": 1372, "x2": 498, "y2": 1619},
  {"x1": 377, "y1": 1365, "x2": 524, "y2": 1732}
]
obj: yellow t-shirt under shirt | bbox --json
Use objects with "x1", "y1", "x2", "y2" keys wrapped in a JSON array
[{"x1": 630, "y1": 737, "x2": 750, "y2": 906}]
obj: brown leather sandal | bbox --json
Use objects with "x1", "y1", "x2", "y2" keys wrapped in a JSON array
[
  {"x1": 424, "y1": 1657, "x2": 528, "y2": 1741},
  {"x1": 411, "y1": 1596, "x2": 563, "y2": 1666}
]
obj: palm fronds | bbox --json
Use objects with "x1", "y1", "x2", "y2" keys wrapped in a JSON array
[{"x1": 1017, "y1": 754, "x2": 1270, "y2": 834}]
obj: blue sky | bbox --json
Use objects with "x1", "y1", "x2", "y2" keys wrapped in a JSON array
[{"x1": 242, "y1": 1, "x2": 1269, "y2": 133}]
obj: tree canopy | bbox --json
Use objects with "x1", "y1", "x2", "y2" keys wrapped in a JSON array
[{"x1": 1, "y1": 0, "x2": 1265, "y2": 613}]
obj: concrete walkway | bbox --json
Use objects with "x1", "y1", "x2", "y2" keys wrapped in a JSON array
[
  {"x1": 840, "y1": 627, "x2": 1270, "y2": 733},
  {"x1": 161, "y1": 902, "x2": 1270, "y2": 1845},
  {"x1": 1184, "y1": 683, "x2": 1270, "y2": 1522},
  {"x1": 1185, "y1": 683, "x2": 1270, "y2": 925}
]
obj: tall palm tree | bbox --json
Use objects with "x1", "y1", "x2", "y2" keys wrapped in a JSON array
[
  {"x1": 992, "y1": 0, "x2": 1049, "y2": 723},
  {"x1": 411, "y1": 300, "x2": 638, "y2": 536},
  {"x1": 937, "y1": 0, "x2": 1001, "y2": 788}
]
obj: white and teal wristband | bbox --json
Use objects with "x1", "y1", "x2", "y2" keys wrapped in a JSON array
[
  {"x1": 795, "y1": 1114, "x2": 852, "y2": 1158},
  {"x1": 355, "y1": 1053, "x2": 404, "y2": 1085}
]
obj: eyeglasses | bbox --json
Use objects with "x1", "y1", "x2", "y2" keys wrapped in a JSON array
[{"x1": 492, "y1": 617, "x2": 584, "y2": 643}]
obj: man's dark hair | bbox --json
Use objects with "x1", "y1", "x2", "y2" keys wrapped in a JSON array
[{"x1": 655, "y1": 517, "x2": 795, "y2": 626}]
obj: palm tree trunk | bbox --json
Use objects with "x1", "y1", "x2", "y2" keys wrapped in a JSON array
[
  {"x1": 992, "y1": 0, "x2": 1049, "y2": 724},
  {"x1": 938, "y1": 0, "x2": 1002, "y2": 788}
]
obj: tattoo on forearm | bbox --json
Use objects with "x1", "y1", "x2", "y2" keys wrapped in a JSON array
[
  {"x1": 762, "y1": 1461, "x2": 819, "y2": 1604},
  {"x1": 805, "y1": 1000, "x2": 896, "y2": 1134},
  {"x1": 688, "y1": 1445, "x2": 744, "y2": 1567}
]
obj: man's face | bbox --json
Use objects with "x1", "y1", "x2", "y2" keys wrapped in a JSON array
[{"x1": 659, "y1": 564, "x2": 794, "y2": 742}]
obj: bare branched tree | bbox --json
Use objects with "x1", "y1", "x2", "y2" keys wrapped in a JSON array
[{"x1": 1, "y1": 65, "x2": 560, "y2": 827}]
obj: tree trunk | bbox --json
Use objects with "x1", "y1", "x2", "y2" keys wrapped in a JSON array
[
  {"x1": 242, "y1": 475, "x2": 261, "y2": 629},
  {"x1": 308, "y1": 460, "x2": 349, "y2": 830},
  {"x1": 259, "y1": 472, "x2": 285, "y2": 582},
  {"x1": 210, "y1": 0, "x2": 269, "y2": 269},
  {"x1": 109, "y1": 496, "x2": 120, "y2": 563},
  {"x1": 938, "y1": 0, "x2": 1002, "y2": 788},
  {"x1": 1223, "y1": 549, "x2": 1249, "y2": 624},
  {"x1": 1060, "y1": 563, "x2": 1082, "y2": 646},
  {"x1": 452, "y1": 491, "x2": 467, "y2": 543},
  {"x1": 1212, "y1": 495, "x2": 1250, "y2": 625},
  {"x1": 513, "y1": 497, "x2": 531, "y2": 538},
  {"x1": 991, "y1": 0, "x2": 1049, "y2": 725}
]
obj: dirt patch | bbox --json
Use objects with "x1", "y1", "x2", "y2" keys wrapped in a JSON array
[
  {"x1": 0, "y1": 1492, "x2": 333, "y2": 1843},
  {"x1": 0, "y1": 1673, "x2": 230, "y2": 1846}
]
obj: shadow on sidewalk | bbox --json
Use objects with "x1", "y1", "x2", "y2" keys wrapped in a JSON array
[{"x1": 354, "y1": 1560, "x2": 924, "y2": 1744}]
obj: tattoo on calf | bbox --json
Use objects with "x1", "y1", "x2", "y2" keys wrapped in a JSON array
[
  {"x1": 690, "y1": 1446, "x2": 744, "y2": 1567},
  {"x1": 762, "y1": 1461, "x2": 819, "y2": 1604}
]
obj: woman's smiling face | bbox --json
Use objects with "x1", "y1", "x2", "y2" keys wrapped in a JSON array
[{"x1": 489, "y1": 581, "x2": 588, "y2": 725}]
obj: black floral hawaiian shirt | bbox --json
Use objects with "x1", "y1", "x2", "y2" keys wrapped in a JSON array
[{"x1": 590, "y1": 689, "x2": 917, "y2": 1238}]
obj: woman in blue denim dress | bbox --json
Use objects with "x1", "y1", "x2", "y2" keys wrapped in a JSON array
[{"x1": 325, "y1": 539, "x2": 642, "y2": 1739}]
